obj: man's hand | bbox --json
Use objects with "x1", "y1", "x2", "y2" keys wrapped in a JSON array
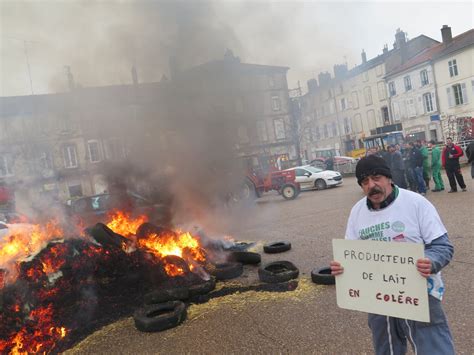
[
  {"x1": 416, "y1": 258, "x2": 432, "y2": 278},
  {"x1": 330, "y1": 260, "x2": 344, "y2": 276}
]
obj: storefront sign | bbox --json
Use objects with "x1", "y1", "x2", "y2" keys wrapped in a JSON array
[{"x1": 332, "y1": 239, "x2": 429, "y2": 322}]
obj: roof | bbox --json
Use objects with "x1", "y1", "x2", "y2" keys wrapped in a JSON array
[
  {"x1": 386, "y1": 28, "x2": 474, "y2": 77},
  {"x1": 432, "y1": 28, "x2": 474, "y2": 60}
]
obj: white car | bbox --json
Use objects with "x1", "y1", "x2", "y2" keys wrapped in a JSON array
[{"x1": 287, "y1": 165, "x2": 343, "y2": 190}]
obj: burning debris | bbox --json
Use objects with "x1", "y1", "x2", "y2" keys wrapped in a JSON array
[{"x1": 0, "y1": 208, "x2": 298, "y2": 353}]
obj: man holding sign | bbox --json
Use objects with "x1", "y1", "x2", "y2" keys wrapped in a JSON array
[{"x1": 330, "y1": 155, "x2": 455, "y2": 354}]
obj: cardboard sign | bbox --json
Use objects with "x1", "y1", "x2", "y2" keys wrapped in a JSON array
[{"x1": 332, "y1": 239, "x2": 429, "y2": 322}]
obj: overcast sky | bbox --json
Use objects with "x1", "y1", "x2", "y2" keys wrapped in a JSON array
[{"x1": 1, "y1": 0, "x2": 472, "y2": 97}]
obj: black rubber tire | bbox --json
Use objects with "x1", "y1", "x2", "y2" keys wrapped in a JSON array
[
  {"x1": 311, "y1": 267, "x2": 335, "y2": 285},
  {"x1": 258, "y1": 261, "x2": 299, "y2": 283},
  {"x1": 144, "y1": 287, "x2": 190, "y2": 305},
  {"x1": 161, "y1": 255, "x2": 191, "y2": 274},
  {"x1": 229, "y1": 251, "x2": 261, "y2": 265},
  {"x1": 209, "y1": 262, "x2": 243, "y2": 280},
  {"x1": 88, "y1": 223, "x2": 128, "y2": 251},
  {"x1": 281, "y1": 184, "x2": 297, "y2": 200},
  {"x1": 136, "y1": 222, "x2": 166, "y2": 239},
  {"x1": 241, "y1": 180, "x2": 257, "y2": 200},
  {"x1": 134, "y1": 301, "x2": 187, "y2": 332},
  {"x1": 188, "y1": 277, "x2": 216, "y2": 297},
  {"x1": 315, "y1": 179, "x2": 327, "y2": 190},
  {"x1": 263, "y1": 241, "x2": 291, "y2": 254}
]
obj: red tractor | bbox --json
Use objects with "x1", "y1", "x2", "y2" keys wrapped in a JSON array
[{"x1": 242, "y1": 167, "x2": 300, "y2": 200}]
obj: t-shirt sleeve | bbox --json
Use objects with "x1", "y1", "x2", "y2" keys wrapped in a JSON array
[{"x1": 418, "y1": 198, "x2": 447, "y2": 244}]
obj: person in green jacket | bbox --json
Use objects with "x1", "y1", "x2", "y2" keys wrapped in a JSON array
[
  {"x1": 429, "y1": 140, "x2": 445, "y2": 192},
  {"x1": 419, "y1": 140, "x2": 431, "y2": 189}
]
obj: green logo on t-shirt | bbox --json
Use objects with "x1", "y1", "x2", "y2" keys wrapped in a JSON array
[
  {"x1": 392, "y1": 221, "x2": 405, "y2": 233},
  {"x1": 359, "y1": 221, "x2": 391, "y2": 240}
]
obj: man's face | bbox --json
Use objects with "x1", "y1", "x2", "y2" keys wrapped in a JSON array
[
  {"x1": 360, "y1": 174, "x2": 392, "y2": 206},
  {"x1": 446, "y1": 138, "x2": 452, "y2": 146}
]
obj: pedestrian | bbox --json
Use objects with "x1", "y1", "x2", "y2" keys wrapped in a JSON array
[
  {"x1": 388, "y1": 144, "x2": 407, "y2": 188},
  {"x1": 403, "y1": 143, "x2": 417, "y2": 191},
  {"x1": 441, "y1": 137, "x2": 466, "y2": 193},
  {"x1": 408, "y1": 141, "x2": 427, "y2": 195},
  {"x1": 330, "y1": 155, "x2": 455, "y2": 355},
  {"x1": 466, "y1": 141, "x2": 474, "y2": 179},
  {"x1": 429, "y1": 140, "x2": 445, "y2": 192},
  {"x1": 325, "y1": 156, "x2": 334, "y2": 171},
  {"x1": 419, "y1": 140, "x2": 431, "y2": 189}
]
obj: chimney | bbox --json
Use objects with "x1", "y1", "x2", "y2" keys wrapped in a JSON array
[
  {"x1": 307, "y1": 78, "x2": 318, "y2": 93},
  {"x1": 394, "y1": 28, "x2": 407, "y2": 49},
  {"x1": 334, "y1": 63, "x2": 348, "y2": 79},
  {"x1": 383, "y1": 44, "x2": 388, "y2": 54},
  {"x1": 441, "y1": 25, "x2": 453, "y2": 45},
  {"x1": 361, "y1": 49, "x2": 367, "y2": 64},
  {"x1": 131, "y1": 66, "x2": 138, "y2": 85}
]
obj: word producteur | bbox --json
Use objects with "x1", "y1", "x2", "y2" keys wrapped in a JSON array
[{"x1": 343, "y1": 250, "x2": 415, "y2": 265}]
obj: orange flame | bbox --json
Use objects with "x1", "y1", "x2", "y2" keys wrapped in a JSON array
[
  {"x1": 0, "y1": 220, "x2": 64, "y2": 285},
  {"x1": 106, "y1": 210, "x2": 148, "y2": 238}
]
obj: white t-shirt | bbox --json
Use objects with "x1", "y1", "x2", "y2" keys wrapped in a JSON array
[{"x1": 345, "y1": 188, "x2": 447, "y2": 300}]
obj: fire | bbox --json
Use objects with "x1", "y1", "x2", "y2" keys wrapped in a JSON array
[
  {"x1": 105, "y1": 210, "x2": 206, "y2": 277},
  {"x1": 0, "y1": 220, "x2": 64, "y2": 285},
  {"x1": 106, "y1": 210, "x2": 148, "y2": 237},
  {"x1": 137, "y1": 231, "x2": 206, "y2": 276}
]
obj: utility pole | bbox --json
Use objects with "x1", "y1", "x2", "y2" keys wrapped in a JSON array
[
  {"x1": 289, "y1": 81, "x2": 303, "y2": 166},
  {"x1": 6, "y1": 37, "x2": 38, "y2": 95}
]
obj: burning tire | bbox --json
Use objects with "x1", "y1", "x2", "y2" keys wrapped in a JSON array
[
  {"x1": 258, "y1": 261, "x2": 299, "y2": 283},
  {"x1": 311, "y1": 267, "x2": 335, "y2": 285},
  {"x1": 189, "y1": 277, "x2": 216, "y2": 296},
  {"x1": 281, "y1": 184, "x2": 297, "y2": 200},
  {"x1": 133, "y1": 301, "x2": 187, "y2": 332},
  {"x1": 136, "y1": 222, "x2": 166, "y2": 239},
  {"x1": 208, "y1": 262, "x2": 243, "y2": 280},
  {"x1": 263, "y1": 241, "x2": 291, "y2": 254},
  {"x1": 229, "y1": 251, "x2": 261, "y2": 265},
  {"x1": 144, "y1": 287, "x2": 190, "y2": 305}
]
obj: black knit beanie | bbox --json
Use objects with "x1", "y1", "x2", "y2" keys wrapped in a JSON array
[{"x1": 355, "y1": 155, "x2": 392, "y2": 185}]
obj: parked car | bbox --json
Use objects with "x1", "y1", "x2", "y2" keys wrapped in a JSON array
[
  {"x1": 310, "y1": 156, "x2": 357, "y2": 169},
  {"x1": 66, "y1": 192, "x2": 165, "y2": 226},
  {"x1": 286, "y1": 165, "x2": 343, "y2": 190}
]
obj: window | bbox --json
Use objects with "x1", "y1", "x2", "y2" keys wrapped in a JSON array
[
  {"x1": 420, "y1": 70, "x2": 429, "y2": 86},
  {"x1": 448, "y1": 59, "x2": 458, "y2": 77},
  {"x1": 375, "y1": 64, "x2": 383, "y2": 77},
  {"x1": 343, "y1": 117, "x2": 351, "y2": 134},
  {"x1": 381, "y1": 107, "x2": 390, "y2": 124},
  {"x1": 353, "y1": 113, "x2": 362, "y2": 132},
  {"x1": 68, "y1": 184, "x2": 83, "y2": 198},
  {"x1": 340, "y1": 98, "x2": 347, "y2": 111},
  {"x1": 271, "y1": 95, "x2": 281, "y2": 111},
  {"x1": 367, "y1": 110, "x2": 376, "y2": 128},
  {"x1": 364, "y1": 86, "x2": 372, "y2": 105},
  {"x1": 406, "y1": 98, "x2": 416, "y2": 117},
  {"x1": 256, "y1": 121, "x2": 268, "y2": 142},
  {"x1": 377, "y1": 82, "x2": 386, "y2": 101},
  {"x1": 452, "y1": 83, "x2": 465, "y2": 105},
  {"x1": 88, "y1": 140, "x2": 101, "y2": 163},
  {"x1": 274, "y1": 118, "x2": 286, "y2": 139},
  {"x1": 38, "y1": 151, "x2": 53, "y2": 170},
  {"x1": 404, "y1": 75, "x2": 412, "y2": 91},
  {"x1": 392, "y1": 102, "x2": 401, "y2": 122},
  {"x1": 388, "y1": 81, "x2": 396, "y2": 96},
  {"x1": 331, "y1": 122, "x2": 338, "y2": 137},
  {"x1": 363, "y1": 71, "x2": 369, "y2": 82},
  {"x1": 351, "y1": 91, "x2": 359, "y2": 109},
  {"x1": 314, "y1": 126, "x2": 321, "y2": 140},
  {"x1": 268, "y1": 75, "x2": 275, "y2": 88},
  {"x1": 63, "y1": 145, "x2": 78, "y2": 168},
  {"x1": 323, "y1": 124, "x2": 329, "y2": 138},
  {"x1": 105, "y1": 138, "x2": 125, "y2": 160},
  {"x1": 423, "y1": 93, "x2": 434, "y2": 113},
  {"x1": 0, "y1": 155, "x2": 13, "y2": 177}
]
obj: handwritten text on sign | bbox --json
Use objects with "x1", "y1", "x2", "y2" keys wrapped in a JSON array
[{"x1": 332, "y1": 239, "x2": 429, "y2": 322}]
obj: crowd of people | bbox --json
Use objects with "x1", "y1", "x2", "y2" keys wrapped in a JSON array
[{"x1": 366, "y1": 137, "x2": 469, "y2": 195}]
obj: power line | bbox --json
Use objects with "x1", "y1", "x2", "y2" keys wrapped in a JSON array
[{"x1": 5, "y1": 37, "x2": 39, "y2": 95}]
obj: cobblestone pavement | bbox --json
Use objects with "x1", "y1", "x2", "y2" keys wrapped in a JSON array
[{"x1": 68, "y1": 167, "x2": 473, "y2": 354}]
